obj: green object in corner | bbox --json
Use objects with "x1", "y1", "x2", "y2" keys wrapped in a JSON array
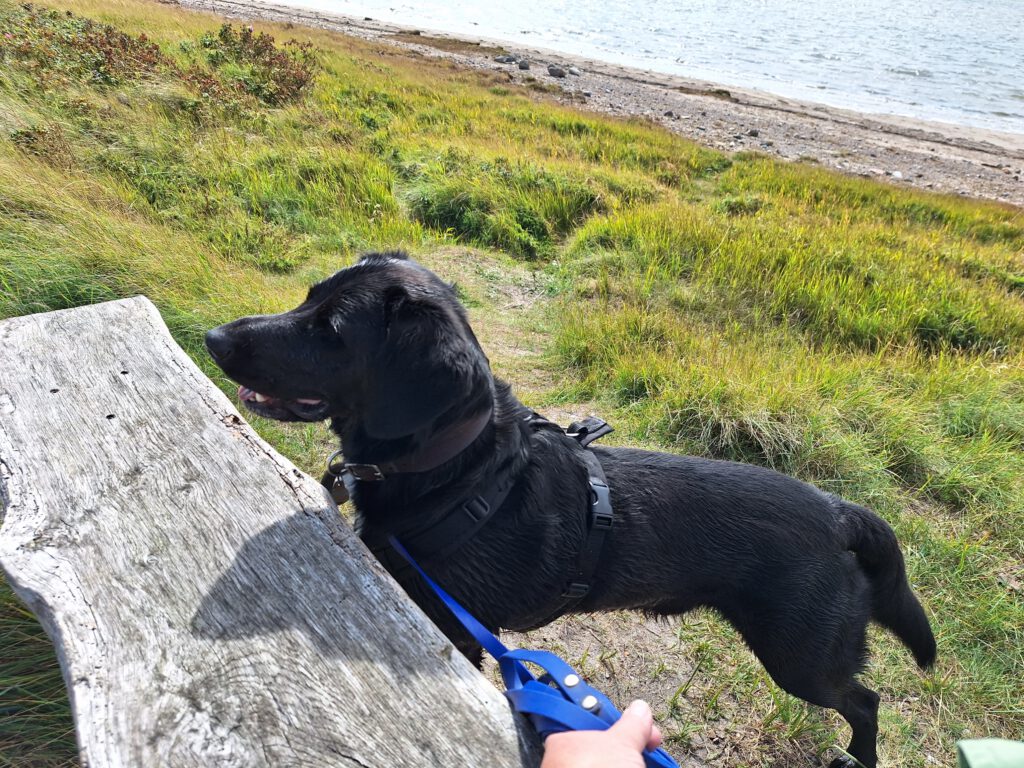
[{"x1": 957, "y1": 739, "x2": 1024, "y2": 768}]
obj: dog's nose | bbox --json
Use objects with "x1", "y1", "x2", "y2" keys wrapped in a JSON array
[{"x1": 205, "y1": 326, "x2": 236, "y2": 364}]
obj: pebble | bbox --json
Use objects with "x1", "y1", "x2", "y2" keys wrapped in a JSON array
[
  {"x1": 747, "y1": 128, "x2": 760, "y2": 137},
  {"x1": 568, "y1": 66, "x2": 582, "y2": 76},
  {"x1": 582, "y1": 90, "x2": 592, "y2": 97},
  {"x1": 664, "y1": 110, "x2": 676, "y2": 118},
  {"x1": 518, "y1": 59, "x2": 530, "y2": 70},
  {"x1": 892, "y1": 170, "x2": 904, "y2": 179},
  {"x1": 548, "y1": 64, "x2": 567, "y2": 78},
  {"x1": 494, "y1": 55, "x2": 516, "y2": 63}
]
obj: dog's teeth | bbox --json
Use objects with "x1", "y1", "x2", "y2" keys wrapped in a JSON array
[{"x1": 254, "y1": 392, "x2": 269, "y2": 403}]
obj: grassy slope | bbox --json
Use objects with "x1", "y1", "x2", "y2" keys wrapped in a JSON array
[{"x1": 1, "y1": 1, "x2": 1022, "y2": 765}]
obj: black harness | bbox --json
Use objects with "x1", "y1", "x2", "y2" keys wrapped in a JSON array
[{"x1": 320, "y1": 411, "x2": 615, "y2": 629}]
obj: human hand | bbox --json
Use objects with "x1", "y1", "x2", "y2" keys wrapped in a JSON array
[{"x1": 540, "y1": 700, "x2": 664, "y2": 768}]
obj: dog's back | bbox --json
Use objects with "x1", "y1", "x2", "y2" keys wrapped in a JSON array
[{"x1": 589, "y1": 446, "x2": 935, "y2": 665}]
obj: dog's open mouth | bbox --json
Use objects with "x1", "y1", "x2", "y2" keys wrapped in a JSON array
[{"x1": 237, "y1": 386, "x2": 330, "y2": 422}]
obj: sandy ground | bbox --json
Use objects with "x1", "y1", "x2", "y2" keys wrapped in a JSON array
[{"x1": 177, "y1": 0, "x2": 1024, "y2": 208}]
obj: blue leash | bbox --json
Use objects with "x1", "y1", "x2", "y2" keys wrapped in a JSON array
[{"x1": 389, "y1": 537, "x2": 679, "y2": 768}]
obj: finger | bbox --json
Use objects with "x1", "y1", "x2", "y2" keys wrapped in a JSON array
[
  {"x1": 607, "y1": 700, "x2": 655, "y2": 752},
  {"x1": 648, "y1": 722, "x2": 663, "y2": 751}
]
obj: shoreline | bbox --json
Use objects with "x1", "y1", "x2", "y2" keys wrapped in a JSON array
[{"x1": 177, "y1": 0, "x2": 1024, "y2": 207}]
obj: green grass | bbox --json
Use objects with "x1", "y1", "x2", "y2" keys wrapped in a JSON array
[{"x1": 1, "y1": 1, "x2": 1023, "y2": 765}]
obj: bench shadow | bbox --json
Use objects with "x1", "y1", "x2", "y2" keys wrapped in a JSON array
[
  {"x1": 190, "y1": 508, "x2": 542, "y2": 763},
  {"x1": 191, "y1": 509, "x2": 427, "y2": 672}
]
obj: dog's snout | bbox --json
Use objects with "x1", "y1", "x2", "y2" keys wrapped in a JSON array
[{"x1": 205, "y1": 326, "x2": 236, "y2": 364}]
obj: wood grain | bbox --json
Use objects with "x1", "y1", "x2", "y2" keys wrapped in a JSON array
[{"x1": 0, "y1": 296, "x2": 540, "y2": 767}]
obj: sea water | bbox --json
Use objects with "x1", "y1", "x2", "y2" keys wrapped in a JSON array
[{"x1": 270, "y1": 0, "x2": 1024, "y2": 135}]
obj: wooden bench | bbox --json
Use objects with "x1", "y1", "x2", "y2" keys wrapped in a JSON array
[{"x1": 0, "y1": 296, "x2": 541, "y2": 766}]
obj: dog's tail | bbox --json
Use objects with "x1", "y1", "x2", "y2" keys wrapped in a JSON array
[{"x1": 840, "y1": 501, "x2": 937, "y2": 669}]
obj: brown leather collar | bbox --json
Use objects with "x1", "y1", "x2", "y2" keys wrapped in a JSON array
[{"x1": 323, "y1": 406, "x2": 493, "y2": 502}]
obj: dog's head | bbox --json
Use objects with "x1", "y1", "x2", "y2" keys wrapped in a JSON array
[{"x1": 205, "y1": 251, "x2": 492, "y2": 441}]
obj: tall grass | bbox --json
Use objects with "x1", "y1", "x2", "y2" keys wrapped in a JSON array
[{"x1": 1, "y1": 1, "x2": 1022, "y2": 765}]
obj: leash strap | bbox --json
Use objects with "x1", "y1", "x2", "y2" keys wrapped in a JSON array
[{"x1": 389, "y1": 537, "x2": 679, "y2": 768}]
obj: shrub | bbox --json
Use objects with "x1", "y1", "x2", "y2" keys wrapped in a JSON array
[
  {"x1": 198, "y1": 24, "x2": 317, "y2": 106},
  {"x1": 10, "y1": 124, "x2": 75, "y2": 169},
  {"x1": 1, "y1": 4, "x2": 164, "y2": 87}
]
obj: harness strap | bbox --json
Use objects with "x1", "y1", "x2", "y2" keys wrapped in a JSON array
[
  {"x1": 356, "y1": 411, "x2": 554, "y2": 574},
  {"x1": 505, "y1": 444, "x2": 613, "y2": 632},
  {"x1": 566, "y1": 449, "x2": 614, "y2": 599},
  {"x1": 362, "y1": 464, "x2": 518, "y2": 577},
  {"x1": 568, "y1": 416, "x2": 615, "y2": 448},
  {"x1": 322, "y1": 410, "x2": 616, "y2": 621}
]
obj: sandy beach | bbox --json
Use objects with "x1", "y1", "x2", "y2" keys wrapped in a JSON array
[{"x1": 177, "y1": 0, "x2": 1024, "y2": 208}]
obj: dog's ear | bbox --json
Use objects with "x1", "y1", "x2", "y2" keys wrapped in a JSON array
[{"x1": 363, "y1": 286, "x2": 485, "y2": 440}]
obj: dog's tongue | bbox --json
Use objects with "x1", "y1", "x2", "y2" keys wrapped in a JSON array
[
  {"x1": 237, "y1": 386, "x2": 322, "y2": 405},
  {"x1": 238, "y1": 385, "x2": 270, "y2": 403}
]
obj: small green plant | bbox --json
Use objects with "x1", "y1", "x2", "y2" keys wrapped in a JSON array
[{"x1": 713, "y1": 194, "x2": 764, "y2": 216}]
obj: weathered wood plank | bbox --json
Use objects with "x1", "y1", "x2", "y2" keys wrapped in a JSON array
[{"x1": 0, "y1": 297, "x2": 540, "y2": 767}]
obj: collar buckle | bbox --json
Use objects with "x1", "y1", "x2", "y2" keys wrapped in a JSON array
[
  {"x1": 344, "y1": 463, "x2": 385, "y2": 482},
  {"x1": 326, "y1": 451, "x2": 385, "y2": 483}
]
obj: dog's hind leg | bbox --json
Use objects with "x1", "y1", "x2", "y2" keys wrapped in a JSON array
[
  {"x1": 722, "y1": 572, "x2": 881, "y2": 766},
  {"x1": 758, "y1": 663, "x2": 880, "y2": 768},
  {"x1": 829, "y1": 681, "x2": 880, "y2": 768},
  {"x1": 756, "y1": 657, "x2": 880, "y2": 768}
]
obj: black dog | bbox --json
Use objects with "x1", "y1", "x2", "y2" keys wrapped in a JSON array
[{"x1": 206, "y1": 251, "x2": 936, "y2": 768}]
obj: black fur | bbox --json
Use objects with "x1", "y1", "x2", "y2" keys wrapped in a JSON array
[{"x1": 206, "y1": 252, "x2": 936, "y2": 768}]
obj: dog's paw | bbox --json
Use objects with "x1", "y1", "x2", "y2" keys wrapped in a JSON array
[{"x1": 828, "y1": 756, "x2": 860, "y2": 768}]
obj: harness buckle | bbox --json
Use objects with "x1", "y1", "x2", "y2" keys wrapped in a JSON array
[
  {"x1": 562, "y1": 581, "x2": 590, "y2": 599},
  {"x1": 589, "y1": 480, "x2": 613, "y2": 530},
  {"x1": 592, "y1": 508, "x2": 613, "y2": 531},
  {"x1": 463, "y1": 496, "x2": 490, "y2": 523}
]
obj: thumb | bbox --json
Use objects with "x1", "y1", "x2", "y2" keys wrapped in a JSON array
[{"x1": 607, "y1": 700, "x2": 655, "y2": 752}]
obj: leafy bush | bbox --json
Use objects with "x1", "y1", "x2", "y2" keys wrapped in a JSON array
[
  {"x1": 10, "y1": 123, "x2": 75, "y2": 169},
  {"x1": 0, "y1": 4, "x2": 163, "y2": 87},
  {"x1": 198, "y1": 24, "x2": 317, "y2": 106}
]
